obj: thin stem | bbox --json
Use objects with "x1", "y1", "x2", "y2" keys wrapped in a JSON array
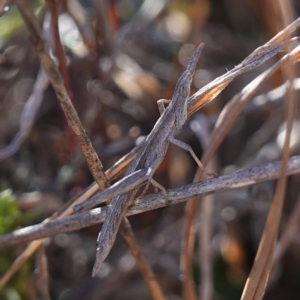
[
  {"x1": 1, "y1": 156, "x2": 300, "y2": 250},
  {"x1": 119, "y1": 219, "x2": 166, "y2": 300}
]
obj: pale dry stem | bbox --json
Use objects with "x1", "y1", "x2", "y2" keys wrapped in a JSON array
[
  {"x1": 119, "y1": 219, "x2": 166, "y2": 300},
  {"x1": 2, "y1": 156, "x2": 300, "y2": 250}
]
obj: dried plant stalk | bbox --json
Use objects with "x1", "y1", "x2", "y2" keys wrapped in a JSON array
[
  {"x1": 1, "y1": 156, "x2": 300, "y2": 250},
  {"x1": 119, "y1": 219, "x2": 166, "y2": 300}
]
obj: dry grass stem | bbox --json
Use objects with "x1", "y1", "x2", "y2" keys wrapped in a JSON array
[
  {"x1": 1, "y1": 155, "x2": 300, "y2": 250},
  {"x1": 119, "y1": 219, "x2": 166, "y2": 300}
]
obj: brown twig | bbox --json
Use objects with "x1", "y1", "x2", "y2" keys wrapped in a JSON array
[
  {"x1": 2, "y1": 155, "x2": 300, "y2": 250},
  {"x1": 118, "y1": 226, "x2": 166, "y2": 299},
  {"x1": 46, "y1": 0, "x2": 71, "y2": 94},
  {"x1": 119, "y1": 219, "x2": 166, "y2": 300},
  {"x1": 45, "y1": 0, "x2": 77, "y2": 151},
  {"x1": 1, "y1": 1, "x2": 167, "y2": 291}
]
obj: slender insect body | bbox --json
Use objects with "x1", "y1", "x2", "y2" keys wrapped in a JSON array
[
  {"x1": 172, "y1": 54, "x2": 201, "y2": 129},
  {"x1": 82, "y1": 43, "x2": 206, "y2": 276}
]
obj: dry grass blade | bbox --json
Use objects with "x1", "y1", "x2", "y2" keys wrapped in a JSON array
[
  {"x1": 188, "y1": 37, "x2": 300, "y2": 114},
  {"x1": 241, "y1": 1, "x2": 296, "y2": 299},
  {"x1": 2, "y1": 156, "x2": 300, "y2": 250},
  {"x1": 181, "y1": 199, "x2": 197, "y2": 300}
]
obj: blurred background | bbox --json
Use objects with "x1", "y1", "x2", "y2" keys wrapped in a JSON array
[{"x1": 0, "y1": 0, "x2": 300, "y2": 299}]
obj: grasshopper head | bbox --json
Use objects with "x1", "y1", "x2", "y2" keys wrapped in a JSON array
[{"x1": 173, "y1": 43, "x2": 204, "y2": 129}]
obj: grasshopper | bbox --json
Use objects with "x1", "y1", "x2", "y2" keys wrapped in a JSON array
[{"x1": 74, "y1": 43, "x2": 207, "y2": 276}]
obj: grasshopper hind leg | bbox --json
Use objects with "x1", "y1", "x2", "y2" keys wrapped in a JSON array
[
  {"x1": 134, "y1": 178, "x2": 168, "y2": 205},
  {"x1": 149, "y1": 178, "x2": 169, "y2": 205}
]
